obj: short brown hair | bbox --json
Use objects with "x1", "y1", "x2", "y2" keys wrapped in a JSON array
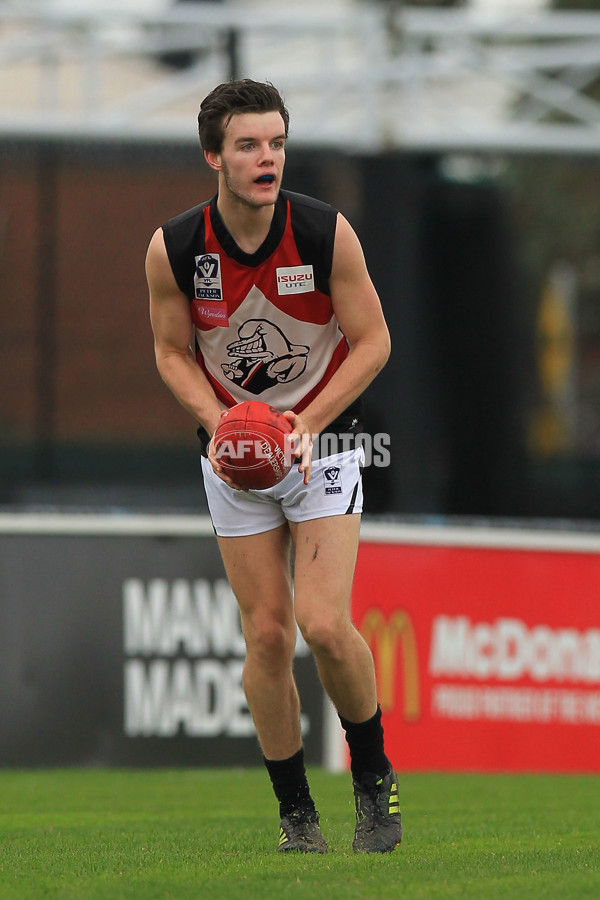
[{"x1": 198, "y1": 79, "x2": 290, "y2": 153}]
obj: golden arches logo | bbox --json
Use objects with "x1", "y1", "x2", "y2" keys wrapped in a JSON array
[{"x1": 360, "y1": 609, "x2": 420, "y2": 720}]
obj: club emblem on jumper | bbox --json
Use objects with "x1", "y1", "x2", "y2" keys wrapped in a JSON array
[
  {"x1": 222, "y1": 318, "x2": 309, "y2": 394},
  {"x1": 323, "y1": 465, "x2": 342, "y2": 495},
  {"x1": 194, "y1": 253, "x2": 223, "y2": 301}
]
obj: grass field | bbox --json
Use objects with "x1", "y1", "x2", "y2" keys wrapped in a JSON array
[{"x1": 0, "y1": 768, "x2": 598, "y2": 899}]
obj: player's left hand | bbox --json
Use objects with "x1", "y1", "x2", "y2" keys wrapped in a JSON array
[{"x1": 283, "y1": 410, "x2": 313, "y2": 484}]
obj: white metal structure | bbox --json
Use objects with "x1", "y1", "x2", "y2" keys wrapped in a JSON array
[{"x1": 2, "y1": 2, "x2": 600, "y2": 152}]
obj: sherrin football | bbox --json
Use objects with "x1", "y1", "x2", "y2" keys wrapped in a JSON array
[{"x1": 212, "y1": 400, "x2": 294, "y2": 490}]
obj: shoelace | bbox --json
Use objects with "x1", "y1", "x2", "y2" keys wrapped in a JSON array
[{"x1": 356, "y1": 782, "x2": 390, "y2": 829}]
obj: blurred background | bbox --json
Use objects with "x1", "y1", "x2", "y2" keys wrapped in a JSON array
[
  {"x1": 2, "y1": 0, "x2": 600, "y2": 523},
  {"x1": 3, "y1": 0, "x2": 600, "y2": 777}
]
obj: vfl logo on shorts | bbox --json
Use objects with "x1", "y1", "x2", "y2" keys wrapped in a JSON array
[{"x1": 323, "y1": 465, "x2": 342, "y2": 495}]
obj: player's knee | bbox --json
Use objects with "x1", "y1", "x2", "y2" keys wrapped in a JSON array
[
  {"x1": 244, "y1": 617, "x2": 296, "y2": 669},
  {"x1": 298, "y1": 613, "x2": 348, "y2": 660}
]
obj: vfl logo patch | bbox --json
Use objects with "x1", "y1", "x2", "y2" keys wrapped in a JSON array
[
  {"x1": 194, "y1": 253, "x2": 223, "y2": 301},
  {"x1": 323, "y1": 465, "x2": 342, "y2": 495},
  {"x1": 276, "y1": 265, "x2": 314, "y2": 295}
]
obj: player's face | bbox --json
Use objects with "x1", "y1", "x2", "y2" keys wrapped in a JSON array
[{"x1": 212, "y1": 111, "x2": 286, "y2": 209}]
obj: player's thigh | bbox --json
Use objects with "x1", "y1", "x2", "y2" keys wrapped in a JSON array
[
  {"x1": 217, "y1": 523, "x2": 295, "y2": 629},
  {"x1": 290, "y1": 513, "x2": 361, "y2": 623}
]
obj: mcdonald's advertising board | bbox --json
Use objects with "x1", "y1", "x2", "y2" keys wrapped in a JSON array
[{"x1": 352, "y1": 526, "x2": 600, "y2": 773}]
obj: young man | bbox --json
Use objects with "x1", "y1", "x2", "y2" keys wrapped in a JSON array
[{"x1": 146, "y1": 79, "x2": 401, "y2": 854}]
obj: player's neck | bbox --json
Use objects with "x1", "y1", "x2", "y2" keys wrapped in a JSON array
[{"x1": 216, "y1": 190, "x2": 275, "y2": 255}]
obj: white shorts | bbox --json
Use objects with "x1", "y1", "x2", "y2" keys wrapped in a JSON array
[{"x1": 201, "y1": 446, "x2": 365, "y2": 537}]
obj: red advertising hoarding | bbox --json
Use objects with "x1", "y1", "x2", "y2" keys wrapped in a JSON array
[{"x1": 352, "y1": 526, "x2": 600, "y2": 773}]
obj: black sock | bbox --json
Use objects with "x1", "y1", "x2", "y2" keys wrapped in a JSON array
[
  {"x1": 263, "y1": 748, "x2": 315, "y2": 818},
  {"x1": 339, "y1": 705, "x2": 390, "y2": 784}
]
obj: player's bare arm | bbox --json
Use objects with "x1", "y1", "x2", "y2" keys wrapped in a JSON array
[
  {"x1": 297, "y1": 213, "x2": 391, "y2": 437},
  {"x1": 146, "y1": 227, "x2": 223, "y2": 437},
  {"x1": 147, "y1": 229, "x2": 242, "y2": 488}
]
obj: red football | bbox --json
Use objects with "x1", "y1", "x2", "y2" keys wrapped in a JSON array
[{"x1": 212, "y1": 401, "x2": 294, "y2": 490}]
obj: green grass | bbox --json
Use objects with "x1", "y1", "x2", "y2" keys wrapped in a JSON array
[{"x1": 0, "y1": 769, "x2": 598, "y2": 899}]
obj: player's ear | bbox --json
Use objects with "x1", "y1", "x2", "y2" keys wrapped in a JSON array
[{"x1": 205, "y1": 150, "x2": 222, "y2": 172}]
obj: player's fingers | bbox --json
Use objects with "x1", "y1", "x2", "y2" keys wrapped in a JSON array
[
  {"x1": 214, "y1": 463, "x2": 246, "y2": 491},
  {"x1": 207, "y1": 436, "x2": 222, "y2": 472},
  {"x1": 282, "y1": 411, "x2": 313, "y2": 482},
  {"x1": 296, "y1": 431, "x2": 313, "y2": 483},
  {"x1": 208, "y1": 434, "x2": 242, "y2": 487},
  {"x1": 282, "y1": 410, "x2": 309, "y2": 457}
]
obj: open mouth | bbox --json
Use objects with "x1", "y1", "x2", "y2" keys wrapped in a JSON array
[{"x1": 255, "y1": 174, "x2": 275, "y2": 184}]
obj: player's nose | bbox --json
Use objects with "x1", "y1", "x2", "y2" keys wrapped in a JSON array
[{"x1": 259, "y1": 141, "x2": 275, "y2": 163}]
